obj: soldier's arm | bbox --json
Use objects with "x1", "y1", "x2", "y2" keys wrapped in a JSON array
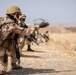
[
  {"x1": 14, "y1": 22, "x2": 49, "y2": 36},
  {"x1": 1, "y1": 23, "x2": 31, "y2": 40},
  {"x1": 1, "y1": 22, "x2": 49, "y2": 41},
  {"x1": 13, "y1": 25, "x2": 35, "y2": 36}
]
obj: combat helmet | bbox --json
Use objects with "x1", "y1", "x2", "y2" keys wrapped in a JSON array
[{"x1": 6, "y1": 6, "x2": 21, "y2": 14}]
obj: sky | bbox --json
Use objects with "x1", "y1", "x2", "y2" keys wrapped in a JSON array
[{"x1": 0, "y1": 0, "x2": 76, "y2": 25}]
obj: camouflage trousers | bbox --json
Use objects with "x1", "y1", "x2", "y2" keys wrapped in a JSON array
[
  {"x1": 0, "y1": 46, "x2": 18, "y2": 74},
  {"x1": 18, "y1": 36, "x2": 26, "y2": 54},
  {"x1": 18, "y1": 36, "x2": 31, "y2": 51}
]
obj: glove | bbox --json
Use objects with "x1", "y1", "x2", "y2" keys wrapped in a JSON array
[{"x1": 39, "y1": 22, "x2": 49, "y2": 28}]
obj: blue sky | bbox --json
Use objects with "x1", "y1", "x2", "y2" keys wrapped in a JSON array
[{"x1": 0, "y1": 0, "x2": 76, "y2": 25}]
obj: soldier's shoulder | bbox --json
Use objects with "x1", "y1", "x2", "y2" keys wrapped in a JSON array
[
  {"x1": 0, "y1": 17, "x2": 5, "y2": 23},
  {"x1": 0, "y1": 17, "x2": 6, "y2": 27},
  {"x1": 0, "y1": 17, "x2": 14, "y2": 25}
]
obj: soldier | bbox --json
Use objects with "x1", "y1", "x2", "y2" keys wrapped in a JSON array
[
  {"x1": 17, "y1": 14, "x2": 27, "y2": 54},
  {"x1": 0, "y1": 6, "x2": 49, "y2": 75},
  {"x1": 0, "y1": 6, "x2": 34, "y2": 75},
  {"x1": 37, "y1": 32, "x2": 44, "y2": 43},
  {"x1": 18, "y1": 14, "x2": 39, "y2": 52},
  {"x1": 43, "y1": 31, "x2": 49, "y2": 43},
  {"x1": 26, "y1": 30, "x2": 38, "y2": 52}
]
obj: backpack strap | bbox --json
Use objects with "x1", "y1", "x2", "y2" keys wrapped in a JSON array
[{"x1": 0, "y1": 17, "x2": 14, "y2": 28}]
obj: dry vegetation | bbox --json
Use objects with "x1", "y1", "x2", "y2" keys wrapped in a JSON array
[
  {"x1": 6, "y1": 25, "x2": 76, "y2": 75},
  {"x1": 65, "y1": 27, "x2": 76, "y2": 33}
]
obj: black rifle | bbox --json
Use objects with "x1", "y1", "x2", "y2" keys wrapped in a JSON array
[
  {"x1": 13, "y1": 34, "x2": 20, "y2": 66},
  {"x1": 39, "y1": 33, "x2": 44, "y2": 38},
  {"x1": 27, "y1": 33, "x2": 39, "y2": 45}
]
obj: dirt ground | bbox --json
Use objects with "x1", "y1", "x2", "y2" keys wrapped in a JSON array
[{"x1": 5, "y1": 27, "x2": 76, "y2": 75}]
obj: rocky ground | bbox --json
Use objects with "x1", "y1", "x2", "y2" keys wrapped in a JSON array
[{"x1": 5, "y1": 31, "x2": 76, "y2": 75}]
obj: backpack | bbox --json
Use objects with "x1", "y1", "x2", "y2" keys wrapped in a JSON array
[{"x1": 0, "y1": 17, "x2": 14, "y2": 45}]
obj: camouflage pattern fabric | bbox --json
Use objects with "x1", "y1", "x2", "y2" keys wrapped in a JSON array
[{"x1": 0, "y1": 17, "x2": 37, "y2": 74}]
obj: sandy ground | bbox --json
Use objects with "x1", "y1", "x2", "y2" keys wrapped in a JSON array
[{"x1": 5, "y1": 32, "x2": 76, "y2": 75}]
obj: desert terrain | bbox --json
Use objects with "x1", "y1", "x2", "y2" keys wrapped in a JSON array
[{"x1": 5, "y1": 25, "x2": 76, "y2": 75}]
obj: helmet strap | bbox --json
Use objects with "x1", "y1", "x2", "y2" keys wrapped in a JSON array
[{"x1": 14, "y1": 13, "x2": 20, "y2": 24}]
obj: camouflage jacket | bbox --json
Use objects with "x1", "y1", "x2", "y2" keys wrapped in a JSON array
[{"x1": 0, "y1": 17, "x2": 38, "y2": 46}]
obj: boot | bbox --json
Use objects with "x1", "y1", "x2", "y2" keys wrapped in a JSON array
[
  {"x1": 11, "y1": 63, "x2": 23, "y2": 70},
  {"x1": 27, "y1": 45, "x2": 34, "y2": 52},
  {"x1": 0, "y1": 70, "x2": 6, "y2": 75}
]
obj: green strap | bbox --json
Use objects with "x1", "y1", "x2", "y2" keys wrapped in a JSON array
[
  {"x1": 0, "y1": 19, "x2": 14, "y2": 28},
  {"x1": 1, "y1": 19, "x2": 14, "y2": 25}
]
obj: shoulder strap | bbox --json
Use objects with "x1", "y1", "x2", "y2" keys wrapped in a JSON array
[
  {"x1": 0, "y1": 17, "x2": 14, "y2": 28},
  {"x1": 1, "y1": 18, "x2": 14, "y2": 25}
]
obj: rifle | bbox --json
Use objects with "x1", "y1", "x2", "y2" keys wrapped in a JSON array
[
  {"x1": 20, "y1": 22, "x2": 28, "y2": 28},
  {"x1": 27, "y1": 33, "x2": 39, "y2": 45},
  {"x1": 39, "y1": 33, "x2": 44, "y2": 38},
  {"x1": 30, "y1": 37, "x2": 39, "y2": 45},
  {"x1": 13, "y1": 34, "x2": 20, "y2": 66}
]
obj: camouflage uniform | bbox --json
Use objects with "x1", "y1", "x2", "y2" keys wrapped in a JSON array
[
  {"x1": 26, "y1": 26, "x2": 39, "y2": 52},
  {"x1": 43, "y1": 31, "x2": 49, "y2": 43},
  {"x1": 0, "y1": 6, "x2": 38, "y2": 75},
  {"x1": 17, "y1": 14, "x2": 27, "y2": 54},
  {"x1": 17, "y1": 14, "x2": 49, "y2": 52},
  {"x1": 18, "y1": 26, "x2": 39, "y2": 52},
  {"x1": 18, "y1": 15, "x2": 39, "y2": 52}
]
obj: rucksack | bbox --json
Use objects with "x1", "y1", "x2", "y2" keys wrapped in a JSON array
[{"x1": 0, "y1": 17, "x2": 14, "y2": 45}]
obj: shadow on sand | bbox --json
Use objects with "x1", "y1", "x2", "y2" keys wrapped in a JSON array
[
  {"x1": 21, "y1": 54, "x2": 42, "y2": 58},
  {"x1": 5, "y1": 68, "x2": 73, "y2": 75}
]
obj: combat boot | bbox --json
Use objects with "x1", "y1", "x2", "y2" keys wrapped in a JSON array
[
  {"x1": 27, "y1": 45, "x2": 34, "y2": 52},
  {"x1": 11, "y1": 63, "x2": 23, "y2": 70},
  {"x1": 0, "y1": 70, "x2": 6, "y2": 75}
]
